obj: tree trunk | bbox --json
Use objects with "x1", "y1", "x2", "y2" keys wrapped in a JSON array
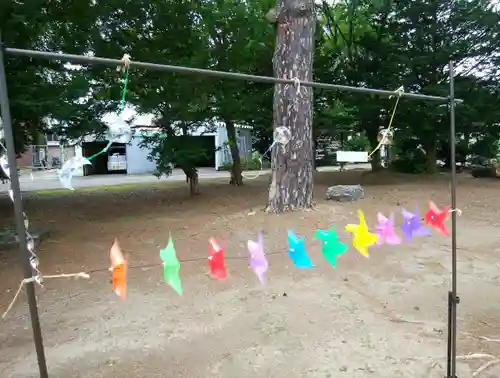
[
  {"x1": 366, "y1": 128, "x2": 382, "y2": 172},
  {"x1": 424, "y1": 139, "x2": 437, "y2": 174},
  {"x1": 179, "y1": 165, "x2": 199, "y2": 196},
  {"x1": 266, "y1": 0, "x2": 315, "y2": 213},
  {"x1": 225, "y1": 119, "x2": 243, "y2": 186}
]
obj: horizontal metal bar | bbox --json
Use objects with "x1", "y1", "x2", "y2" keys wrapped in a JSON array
[{"x1": 4, "y1": 47, "x2": 462, "y2": 103}]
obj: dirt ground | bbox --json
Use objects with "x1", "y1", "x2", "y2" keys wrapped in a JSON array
[{"x1": 1, "y1": 170, "x2": 500, "y2": 378}]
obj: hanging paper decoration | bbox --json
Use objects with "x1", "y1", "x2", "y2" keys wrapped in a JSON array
[
  {"x1": 159, "y1": 234, "x2": 183, "y2": 295},
  {"x1": 247, "y1": 232, "x2": 268, "y2": 284},
  {"x1": 287, "y1": 230, "x2": 313, "y2": 268},
  {"x1": 423, "y1": 201, "x2": 450, "y2": 236},
  {"x1": 273, "y1": 126, "x2": 292, "y2": 146},
  {"x1": 0, "y1": 154, "x2": 10, "y2": 179},
  {"x1": 58, "y1": 156, "x2": 92, "y2": 190},
  {"x1": 401, "y1": 207, "x2": 431, "y2": 243},
  {"x1": 110, "y1": 238, "x2": 127, "y2": 300},
  {"x1": 375, "y1": 212, "x2": 401, "y2": 245},
  {"x1": 107, "y1": 117, "x2": 133, "y2": 144},
  {"x1": 208, "y1": 237, "x2": 227, "y2": 280},
  {"x1": 314, "y1": 225, "x2": 347, "y2": 268},
  {"x1": 345, "y1": 209, "x2": 378, "y2": 258}
]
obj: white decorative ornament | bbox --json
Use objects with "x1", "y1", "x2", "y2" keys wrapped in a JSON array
[
  {"x1": 273, "y1": 126, "x2": 291, "y2": 146},
  {"x1": 58, "y1": 156, "x2": 92, "y2": 191},
  {"x1": 107, "y1": 118, "x2": 132, "y2": 144},
  {"x1": 377, "y1": 128, "x2": 394, "y2": 145}
]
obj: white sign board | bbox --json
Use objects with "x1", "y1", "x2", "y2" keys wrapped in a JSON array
[{"x1": 336, "y1": 151, "x2": 369, "y2": 163}]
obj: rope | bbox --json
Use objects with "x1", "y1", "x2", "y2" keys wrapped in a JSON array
[
  {"x1": 2, "y1": 272, "x2": 89, "y2": 319},
  {"x1": 368, "y1": 86, "x2": 404, "y2": 159},
  {"x1": 87, "y1": 54, "x2": 131, "y2": 161},
  {"x1": 241, "y1": 126, "x2": 291, "y2": 180}
]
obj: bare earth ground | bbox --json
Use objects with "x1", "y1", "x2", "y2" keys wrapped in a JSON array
[{"x1": 0, "y1": 170, "x2": 500, "y2": 378}]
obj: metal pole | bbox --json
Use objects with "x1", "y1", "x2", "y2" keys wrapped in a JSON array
[
  {"x1": 3, "y1": 47, "x2": 461, "y2": 103},
  {"x1": 447, "y1": 59, "x2": 459, "y2": 378},
  {"x1": 0, "y1": 37, "x2": 49, "y2": 378}
]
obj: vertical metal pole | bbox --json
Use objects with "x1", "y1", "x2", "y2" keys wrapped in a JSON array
[
  {"x1": 447, "y1": 59, "x2": 458, "y2": 378},
  {"x1": 0, "y1": 36, "x2": 49, "y2": 378}
]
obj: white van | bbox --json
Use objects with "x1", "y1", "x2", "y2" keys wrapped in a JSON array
[{"x1": 107, "y1": 146, "x2": 127, "y2": 172}]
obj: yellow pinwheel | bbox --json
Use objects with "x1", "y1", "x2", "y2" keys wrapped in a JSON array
[{"x1": 345, "y1": 209, "x2": 378, "y2": 257}]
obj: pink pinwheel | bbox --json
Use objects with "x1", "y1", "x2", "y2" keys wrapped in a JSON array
[
  {"x1": 247, "y1": 232, "x2": 268, "y2": 284},
  {"x1": 375, "y1": 212, "x2": 401, "y2": 245}
]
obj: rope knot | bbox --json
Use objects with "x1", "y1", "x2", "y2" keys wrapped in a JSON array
[
  {"x1": 117, "y1": 54, "x2": 131, "y2": 73},
  {"x1": 390, "y1": 85, "x2": 405, "y2": 99}
]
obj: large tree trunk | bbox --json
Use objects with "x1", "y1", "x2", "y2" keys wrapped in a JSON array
[
  {"x1": 266, "y1": 0, "x2": 315, "y2": 213},
  {"x1": 424, "y1": 139, "x2": 437, "y2": 174},
  {"x1": 366, "y1": 127, "x2": 382, "y2": 172},
  {"x1": 224, "y1": 119, "x2": 243, "y2": 186}
]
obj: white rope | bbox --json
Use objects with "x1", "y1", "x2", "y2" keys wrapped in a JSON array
[
  {"x1": 241, "y1": 126, "x2": 291, "y2": 180},
  {"x1": 2, "y1": 272, "x2": 90, "y2": 319},
  {"x1": 448, "y1": 208, "x2": 462, "y2": 216}
]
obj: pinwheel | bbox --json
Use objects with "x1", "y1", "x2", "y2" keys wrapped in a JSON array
[{"x1": 160, "y1": 234, "x2": 183, "y2": 295}]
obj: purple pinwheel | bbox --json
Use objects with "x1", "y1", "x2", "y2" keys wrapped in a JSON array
[
  {"x1": 247, "y1": 232, "x2": 268, "y2": 284},
  {"x1": 400, "y1": 207, "x2": 431, "y2": 244}
]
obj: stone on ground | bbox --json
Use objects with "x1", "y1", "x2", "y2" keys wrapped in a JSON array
[{"x1": 325, "y1": 184, "x2": 364, "y2": 202}]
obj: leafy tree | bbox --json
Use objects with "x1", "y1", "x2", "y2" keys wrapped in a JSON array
[
  {"x1": 0, "y1": 1, "x2": 113, "y2": 153},
  {"x1": 196, "y1": 0, "x2": 275, "y2": 186},
  {"x1": 319, "y1": 0, "x2": 500, "y2": 174}
]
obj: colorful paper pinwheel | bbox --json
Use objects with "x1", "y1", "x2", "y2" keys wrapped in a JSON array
[
  {"x1": 208, "y1": 237, "x2": 228, "y2": 280},
  {"x1": 247, "y1": 232, "x2": 268, "y2": 284},
  {"x1": 314, "y1": 225, "x2": 347, "y2": 268},
  {"x1": 423, "y1": 201, "x2": 450, "y2": 236},
  {"x1": 401, "y1": 207, "x2": 431, "y2": 243},
  {"x1": 160, "y1": 234, "x2": 183, "y2": 295},
  {"x1": 375, "y1": 212, "x2": 401, "y2": 245},
  {"x1": 345, "y1": 209, "x2": 378, "y2": 257},
  {"x1": 110, "y1": 238, "x2": 127, "y2": 300},
  {"x1": 287, "y1": 230, "x2": 313, "y2": 268}
]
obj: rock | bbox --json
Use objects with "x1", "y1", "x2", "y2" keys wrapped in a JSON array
[{"x1": 326, "y1": 185, "x2": 364, "y2": 202}]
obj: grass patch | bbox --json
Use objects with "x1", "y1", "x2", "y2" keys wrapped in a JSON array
[{"x1": 30, "y1": 178, "x2": 228, "y2": 197}]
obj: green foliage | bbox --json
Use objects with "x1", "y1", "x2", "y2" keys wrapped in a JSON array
[
  {"x1": 343, "y1": 134, "x2": 370, "y2": 152},
  {"x1": 319, "y1": 0, "x2": 500, "y2": 173},
  {"x1": 139, "y1": 125, "x2": 212, "y2": 178},
  {"x1": 390, "y1": 137, "x2": 427, "y2": 174},
  {"x1": 220, "y1": 152, "x2": 270, "y2": 172}
]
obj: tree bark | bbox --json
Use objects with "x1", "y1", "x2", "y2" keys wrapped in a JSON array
[
  {"x1": 424, "y1": 139, "x2": 437, "y2": 174},
  {"x1": 366, "y1": 127, "x2": 382, "y2": 171},
  {"x1": 224, "y1": 119, "x2": 243, "y2": 186},
  {"x1": 266, "y1": 0, "x2": 315, "y2": 213},
  {"x1": 179, "y1": 164, "x2": 199, "y2": 196}
]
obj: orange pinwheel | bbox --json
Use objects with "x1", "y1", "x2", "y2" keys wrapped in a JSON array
[{"x1": 110, "y1": 238, "x2": 127, "y2": 300}]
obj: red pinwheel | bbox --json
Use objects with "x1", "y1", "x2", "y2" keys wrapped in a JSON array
[
  {"x1": 423, "y1": 201, "x2": 450, "y2": 236},
  {"x1": 208, "y1": 237, "x2": 227, "y2": 280}
]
